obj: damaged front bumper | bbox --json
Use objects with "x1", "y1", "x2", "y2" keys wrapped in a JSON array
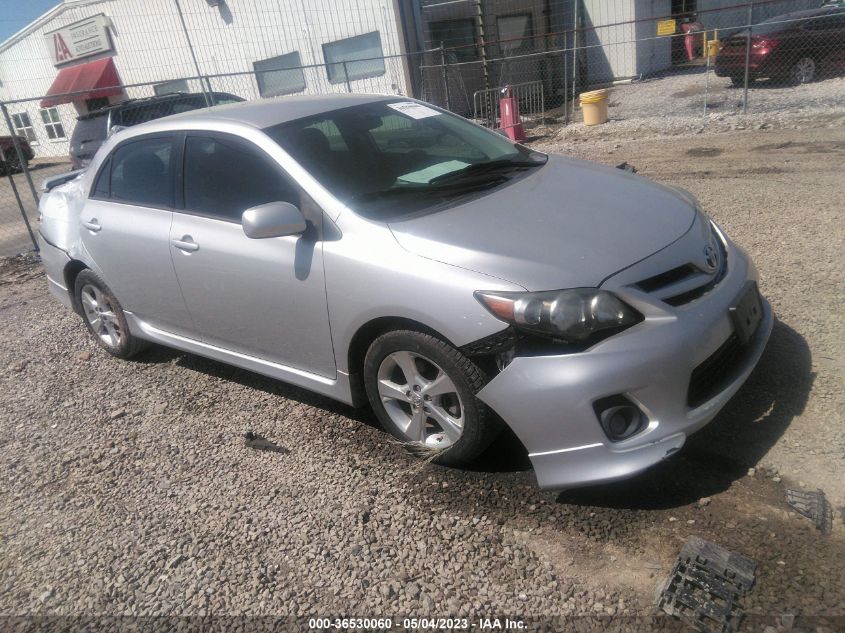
[{"x1": 476, "y1": 241, "x2": 773, "y2": 491}]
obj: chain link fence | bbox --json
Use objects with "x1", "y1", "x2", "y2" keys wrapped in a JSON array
[
  {"x1": 0, "y1": 49, "x2": 423, "y2": 258},
  {"x1": 1, "y1": 0, "x2": 843, "y2": 257},
  {"x1": 420, "y1": 0, "x2": 845, "y2": 128}
]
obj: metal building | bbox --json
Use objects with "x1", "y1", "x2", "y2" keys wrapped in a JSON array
[{"x1": 0, "y1": 0, "x2": 413, "y2": 159}]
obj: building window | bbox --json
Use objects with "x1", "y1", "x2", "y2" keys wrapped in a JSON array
[
  {"x1": 153, "y1": 79, "x2": 189, "y2": 95},
  {"x1": 429, "y1": 20, "x2": 478, "y2": 62},
  {"x1": 12, "y1": 112, "x2": 37, "y2": 143},
  {"x1": 254, "y1": 51, "x2": 306, "y2": 97},
  {"x1": 323, "y1": 32, "x2": 385, "y2": 84},
  {"x1": 497, "y1": 14, "x2": 533, "y2": 55},
  {"x1": 85, "y1": 97, "x2": 111, "y2": 112},
  {"x1": 40, "y1": 107, "x2": 66, "y2": 140}
]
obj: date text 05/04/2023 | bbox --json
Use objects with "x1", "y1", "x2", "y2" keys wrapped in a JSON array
[{"x1": 308, "y1": 617, "x2": 526, "y2": 630}]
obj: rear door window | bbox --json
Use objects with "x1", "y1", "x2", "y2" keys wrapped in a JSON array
[
  {"x1": 108, "y1": 136, "x2": 176, "y2": 208},
  {"x1": 182, "y1": 134, "x2": 299, "y2": 222},
  {"x1": 90, "y1": 157, "x2": 111, "y2": 198}
]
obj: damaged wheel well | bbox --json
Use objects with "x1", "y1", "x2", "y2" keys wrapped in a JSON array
[
  {"x1": 346, "y1": 317, "x2": 450, "y2": 408},
  {"x1": 63, "y1": 260, "x2": 88, "y2": 314}
]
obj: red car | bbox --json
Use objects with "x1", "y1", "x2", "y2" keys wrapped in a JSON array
[
  {"x1": 0, "y1": 134, "x2": 34, "y2": 175},
  {"x1": 715, "y1": 6, "x2": 845, "y2": 86}
]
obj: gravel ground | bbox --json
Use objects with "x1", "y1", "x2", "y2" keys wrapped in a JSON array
[
  {"x1": 541, "y1": 70, "x2": 845, "y2": 142},
  {"x1": 605, "y1": 70, "x2": 845, "y2": 121},
  {"x1": 1, "y1": 123, "x2": 843, "y2": 630}
]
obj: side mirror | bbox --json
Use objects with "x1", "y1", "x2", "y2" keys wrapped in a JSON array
[{"x1": 242, "y1": 201, "x2": 306, "y2": 239}]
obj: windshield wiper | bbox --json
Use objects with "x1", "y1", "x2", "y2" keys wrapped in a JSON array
[
  {"x1": 429, "y1": 156, "x2": 546, "y2": 185},
  {"x1": 350, "y1": 175, "x2": 508, "y2": 203}
]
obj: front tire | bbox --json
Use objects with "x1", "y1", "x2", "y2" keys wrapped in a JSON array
[
  {"x1": 363, "y1": 330, "x2": 500, "y2": 465},
  {"x1": 74, "y1": 270, "x2": 147, "y2": 358}
]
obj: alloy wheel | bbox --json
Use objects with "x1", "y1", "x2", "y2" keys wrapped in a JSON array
[
  {"x1": 377, "y1": 350, "x2": 464, "y2": 448},
  {"x1": 80, "y1": 283, "x2": 123, "y2": 349},
  {"x1": 791, "y1": 57, "x2": 815, "y2": 84}
]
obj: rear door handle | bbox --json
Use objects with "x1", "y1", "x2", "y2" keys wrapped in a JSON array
[
  {"x1": 81, "y1": 218, "x2": 101, "y2": 232},
  {"x1": 171, "y1": 237, "x2": 199, "y2": 252}
]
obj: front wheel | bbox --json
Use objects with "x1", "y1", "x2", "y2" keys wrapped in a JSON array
[{"x1": 363, "y1": 330, "x2": 500, "y2": 465}]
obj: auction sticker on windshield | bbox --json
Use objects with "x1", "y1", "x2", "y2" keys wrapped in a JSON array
[{"x1": 387, "y1": 101, "x2": 441, "y2": 119}]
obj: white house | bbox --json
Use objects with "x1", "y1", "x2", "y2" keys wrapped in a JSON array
[{"x1": 0, "y1": 0, "x2": 414, "y2": 159}]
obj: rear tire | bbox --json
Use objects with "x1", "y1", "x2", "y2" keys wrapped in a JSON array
[
  {"x1": 364, "y1": 329, "x2": 501, "y2": 466},
  {"x1": 789, "y1": 57, "x2": 816, "y2": 85},
  {"x1": 74, "y1": 270, "x2": 147, "y2": 358}
]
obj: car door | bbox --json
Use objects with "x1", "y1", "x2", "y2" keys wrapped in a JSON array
[
  {"x1": 168, "y1": 132, "x2": 336, "y2": 378},
  {"x1": 80, "y1": 133, "x2": 195, "y2": 336}
]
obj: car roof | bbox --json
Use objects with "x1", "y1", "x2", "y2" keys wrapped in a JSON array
[
  {"x1": 162, "y1": 93, "x2": 395, "y2": 130},
  {"x1": 766, "y1": 6, "x2": 844, "y2": 22}
]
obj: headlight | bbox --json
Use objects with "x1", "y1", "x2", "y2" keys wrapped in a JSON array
[{"x1": 474, "y1": 288, "x2": 641, "y2": 342}]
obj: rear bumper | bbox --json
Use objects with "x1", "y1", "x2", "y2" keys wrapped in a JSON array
[
  {"x1": 477, "y1": 242, "x2": 772, "y2": 490},
  {"x1": 37, "y1": 232, "x2": 73, "y2": 310},
  {"x1": 715, "y1": 52, "x2": 781, "y2": 78}
]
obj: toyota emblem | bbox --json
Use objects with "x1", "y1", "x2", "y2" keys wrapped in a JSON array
[{"x1": 703, "y1": 245, "x2": 719, "y2": 272}]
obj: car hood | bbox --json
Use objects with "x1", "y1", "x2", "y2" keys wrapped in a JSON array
[{"x1": 388, "y1": 155, "x2": 698, "y2": 290}]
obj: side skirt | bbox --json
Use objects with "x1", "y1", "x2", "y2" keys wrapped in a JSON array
[{"x1": 124, "y1": 312, "x2": 355, "y2": 405}]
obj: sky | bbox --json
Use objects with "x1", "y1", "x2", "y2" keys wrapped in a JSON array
[{"x1": 0, "y1": 0, "x2": 61, "y2": 43}]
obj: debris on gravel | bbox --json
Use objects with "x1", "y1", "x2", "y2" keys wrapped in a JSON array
[
  {"x1": 786, "y1": 489, "x2": 834, "y2": 534},
  {"x1": 244, "y1": 430, "x2": 288, "y2": 454},
  {"x1": 657, "y1": 535, "x2": 756, "y2": 633}
]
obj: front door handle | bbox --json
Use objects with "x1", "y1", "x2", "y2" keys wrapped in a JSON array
[
  {"x1": 81, "y1": 218, "x2": 101, "y2": 232},
  {"x1": 171, "y1": 236, "x2": 199, "y2": 253}
]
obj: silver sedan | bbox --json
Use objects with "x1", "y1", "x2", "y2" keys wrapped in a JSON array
[{"x1": 37, "y1": 94, "x2": 772, "y2": 489}]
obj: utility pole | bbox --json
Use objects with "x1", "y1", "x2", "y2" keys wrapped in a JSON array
[
  {"x1": 475, "y1": 0, "x2": 490, "y2": 90},
  {"x1": 742, "y1": 0, "x2": 754, "y2": 114},
  {"x1": 173, "y1": 0, "x2": 213, "y2": 105}
]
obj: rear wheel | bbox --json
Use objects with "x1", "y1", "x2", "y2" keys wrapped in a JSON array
[
  {"x1": 364, "y1": 330, "x2": 500, "y2": 465},
  {"x1": 74, "y1": 270, "x2": 147, "y2": 358},
  {"x1": 730, "y1": 75, "x2": 746, "y2": 88},
  {"x1": 789, "y1": 57, "x2": 816, "y2": 85}
]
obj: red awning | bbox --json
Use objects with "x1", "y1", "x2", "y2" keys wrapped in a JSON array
[{"x1": 40, "y1": 57, "x2": 122, "y2": 108}]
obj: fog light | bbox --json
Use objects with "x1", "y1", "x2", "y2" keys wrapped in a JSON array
[{"x1": 593, "y1": 396, "x2": 647, "y2": 442}]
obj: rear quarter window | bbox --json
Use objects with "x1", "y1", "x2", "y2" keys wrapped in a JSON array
[{"x1": 108, "y1": 136, "x2": 175, "y2": 208}]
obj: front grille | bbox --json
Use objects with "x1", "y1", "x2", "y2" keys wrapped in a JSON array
[
  {"x1": 687, "y1": 334, "x2": 747, "y2": 408},
  {"x1": 635, "y1": 264, "x2": 698, "y2": 293},
  {"x1": 636, "y1": 228, "x2": 729, "y2": 307}
]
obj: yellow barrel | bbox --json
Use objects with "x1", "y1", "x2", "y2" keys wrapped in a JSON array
[
  {"x1": 579, "y1": 89, "x2": 610, "y2": 126},
  {"x1": 707, "y1": 39, "x2": 721, "y2": 60}
]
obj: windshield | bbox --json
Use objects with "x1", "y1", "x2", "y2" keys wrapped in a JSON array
[{"x1": 263, "y1": 99, "x2": 546, "y2": 219}]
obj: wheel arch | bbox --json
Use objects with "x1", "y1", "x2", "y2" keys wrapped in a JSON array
[
  {"x1": 346, "y1": 316, "x2": 456, "y2": 407},
  {"x1": 63, "y1": 259, "x2": 89, "y2": 315}
]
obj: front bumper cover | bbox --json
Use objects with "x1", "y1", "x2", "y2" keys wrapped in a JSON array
[{"x1": 477, "y1": 238, "x2": 772, "y2": 490}]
